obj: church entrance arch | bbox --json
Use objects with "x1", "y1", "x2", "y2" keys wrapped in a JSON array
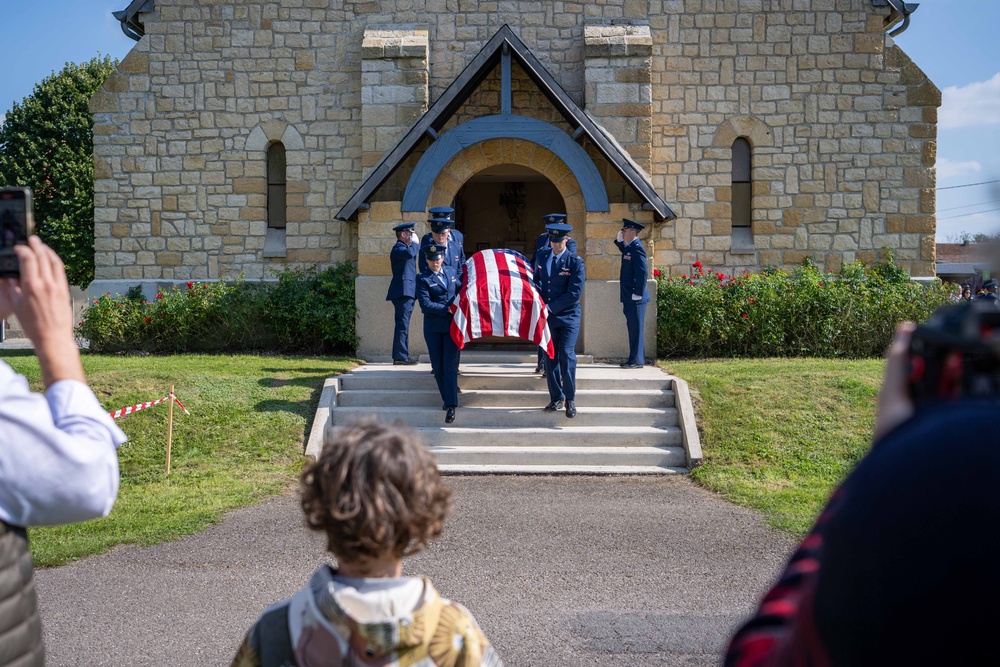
[{"x1": 419, "y1": 135, "x2": 592, "y2": 258}]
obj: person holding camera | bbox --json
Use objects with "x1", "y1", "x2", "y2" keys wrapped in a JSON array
[
  {"x1": 724, "y1": 320, "x2": 1000, "y2": 667},
  {"x1": 0, "y1": 236, "x2": 125, "y2": 666}
]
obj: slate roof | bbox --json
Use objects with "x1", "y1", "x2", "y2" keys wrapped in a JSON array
[{"x1": 336, "y1": 25, "x2": 675, "y2": 222}]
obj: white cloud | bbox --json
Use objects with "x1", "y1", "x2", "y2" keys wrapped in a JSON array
[
  {"x1": 939, "y1": 73, "x2": 1000, "y2": 129},
  {"x1": 937, "y1": 157, "x2": 982, "y2": 182}
]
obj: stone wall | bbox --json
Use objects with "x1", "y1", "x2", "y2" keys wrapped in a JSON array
[{"x1": 90, "y1": 0, "x2": 938, "y2": 293}]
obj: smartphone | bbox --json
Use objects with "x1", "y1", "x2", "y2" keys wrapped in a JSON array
[{"x1": 0, "y1": 187, "x2": 34, "y2": 278}]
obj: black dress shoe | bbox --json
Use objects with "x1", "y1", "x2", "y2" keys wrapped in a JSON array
[
  {"x1": 534, "y1": 362, "x2": 544, "y2": 374},
  {"x1": 393, "y1": 358, "x2": 418, "y2": 365},
  {"x1": 621, "y1": 363, "x2": 644, "y2": 369},
  {"x1": 565, "y1": 401, "x2": 577, "y2": 418},
  {"x1": 445, "y1": 406, "x2": 456, "y2": 423},
  {"x1": 544, "y1": 400, "x2": 564, "y2": 412}
]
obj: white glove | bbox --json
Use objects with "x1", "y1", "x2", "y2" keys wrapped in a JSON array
[
  {"x1": 616, "y1": 230, "x2": 624, "y2": 243},
  {"x1": 631, "y1": 294, "x2": 642, "y2": 301}
]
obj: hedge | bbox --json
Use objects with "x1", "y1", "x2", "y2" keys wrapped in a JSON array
[
  {"x1": 657, "y1": 254, "x2": 956, "y2": 358},
  {"x1": 78, "y1": 264, "x2": 357, "y2": 354}
]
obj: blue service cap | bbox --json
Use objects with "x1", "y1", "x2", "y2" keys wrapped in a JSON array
[
  {"x1": 425, "y1": 243, "x2": 446, "y2": 260},
  {"x1": 622, "y1": 218, "x2": 646, "y2": 231},
  {"x1": 545, "y1": 222, "x2": 573, "y2": 240},
  {"x1": 542, "y1": 212, "x2": 567, "y2": 225},
  {"x1": 985, "y1": 279, "x2": 998, "y2": 289},
  {"x1": 393, "y1": 222, "x2": 415, "y2": 233},
  {"x1": 428, "y1": 217, "x2": 453, "y2": 233},
  {"x1": 428, "y1": 206, "x2": 455, "y2": 220}
]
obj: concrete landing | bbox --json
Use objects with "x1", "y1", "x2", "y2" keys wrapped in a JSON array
[{"x1": 307, "y1": 355, "x2": 702, "y2": 474}]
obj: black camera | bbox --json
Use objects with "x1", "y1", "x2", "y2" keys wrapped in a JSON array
[
  {"x1": 908, "y1": 300, "x2": 1000, "y2": 407},
  {"x1": 0, "y1": 187, "x2": 34, "y2": 278}
]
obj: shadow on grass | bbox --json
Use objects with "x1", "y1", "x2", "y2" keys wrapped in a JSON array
[
  {"x1": 255, "y1": 374, "x2": 333, "y2": 444},
  {"x1": 0, "y1": 349, "x2": 37, "y2": 358}
]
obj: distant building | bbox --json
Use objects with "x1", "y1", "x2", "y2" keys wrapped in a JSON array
[
  {"x1": 91, "y1": 0, "x2": 938, "y2": 358},
  {"x1": 936, "y1": 242, "x2": 996, "y2": 287}
]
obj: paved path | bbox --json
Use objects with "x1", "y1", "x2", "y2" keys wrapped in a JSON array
[{"x1": 35, "y1": 476, "x2": 793, "y2": 666}]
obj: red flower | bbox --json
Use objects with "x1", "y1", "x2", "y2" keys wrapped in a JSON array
[
  {"x1": 156, "y1": 293, "x2": 163, "y2": 300},
  {"x1": 748, "y1": 298, "x2": 755, "y2": 304},
  {"x1": 105, "y1": 292, "x2": 111, "y2": 296},
  {"x1": 689, "y1": 280, "x2": 695, "y2": 285},
  {"x1": 741, "y1": 313, "x2": 748, "y2": 319},
  {"x1": 693, "y1": 261, "x2": 702, "y2": 268},
  {"x1": 818, "y1": 282, "x2": 824, "y2": 287},
  {"x1": 717, "y1": 272, "x2": 725, "y2": 281},
  {"x1": 653, "y1": 268, "x2": 661, "y2": 277},
  {"x1": 186, "y1": 281, "x2": 194, "y2": 289},
  {"x1": 682, "y1": 274, "x2": 687, "y2": 280},
  {"x1": 144, "y1": 317, "x2": 151, "y2": 323}
]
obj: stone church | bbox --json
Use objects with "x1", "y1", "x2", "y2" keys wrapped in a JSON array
[{"x1": 91, "y1": 0, "x2": 937, "y2": 359}]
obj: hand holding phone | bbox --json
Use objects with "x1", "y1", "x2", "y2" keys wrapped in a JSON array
[{"x1": 0, "y1": 187, "x2": 34, "y2": 278}]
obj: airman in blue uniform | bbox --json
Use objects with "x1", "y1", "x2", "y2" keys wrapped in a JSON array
[
  {"x1": 614, "y1": 218, "x2": 651, "y2": 368},
  {"x1": 416, "y1": 243, "x2": 461, "y2": 423},
  {"x1": 386, "y1": 221, "x2": 419, "y2": 365},
  {"x1": 419, "y1": 218, "x2": 466, "y2": 285},
  {"x1": 530, "y1": 213, "x2": 578, "y2": 375},
  {"x1": 533, "y1": 222, "x2": 585, "y2": 418},
  {"x1": 427, "y1": 206, "x2": 464, "y2": 248}
]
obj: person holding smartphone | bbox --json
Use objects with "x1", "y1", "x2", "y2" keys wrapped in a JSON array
[{"x1": 0, "y1": 236, "x2": 126, "y2": 665}]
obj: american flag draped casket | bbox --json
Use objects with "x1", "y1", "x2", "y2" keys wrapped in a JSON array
[{"x1": 448, "y1": 249, "x2": 555, "y2": 358}]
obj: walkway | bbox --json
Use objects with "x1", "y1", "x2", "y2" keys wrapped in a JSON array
[{"x1": 36, "y1": 475, "x2": 792, "y2": 666}]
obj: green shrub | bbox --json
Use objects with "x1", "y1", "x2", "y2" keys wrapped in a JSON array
[
  {"x1": 78, "y1": 264, "x2": 357, "y2": 354},
  {"x1": 657, "y1": 256, "x2": 956, "y2": 358}
]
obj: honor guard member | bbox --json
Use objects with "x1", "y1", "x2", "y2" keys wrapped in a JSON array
[
  {"x1": 533, "y1": 221, "x2": 585, "y2": 418},
  {"x1": 614, "y1": 218, "x2": 651, "y2": 368},
  {"x1": 419, "y1": 218, "x2": 467, "y2": 285},
  {"x1": 530, "y1": 213, "x2": 577, "y2": 374},
  {"x1": 416, "y1": 243, "x2": 461, "y2": 423},
  {"x1": 386, "y1": 222, "x2": 419, "y2": 365},
  {"x1": 980, "y1": 279, "x2": 999, "y2": 305},
  {"x1": 428, "y1": 206, "x2": 464, "y2": 248}
]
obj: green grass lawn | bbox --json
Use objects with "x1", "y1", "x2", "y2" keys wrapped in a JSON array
[
  {"x1": 662, "y1": 358, "x2": 885, "y2": 535},
  {"x1": 1, "y1": 351, "x2": 355, "y2": 567}
]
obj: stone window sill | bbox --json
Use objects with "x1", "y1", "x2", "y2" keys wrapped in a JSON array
[{"x1": 264, "y1": 227, "x2": 287, "y2": 258}]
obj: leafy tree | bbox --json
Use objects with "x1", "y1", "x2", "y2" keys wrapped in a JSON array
[{"x1": 0, "y1": 55, "x2": 118, "y2": 286}]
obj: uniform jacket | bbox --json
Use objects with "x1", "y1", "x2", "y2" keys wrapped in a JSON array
[
  {"x1": 419, "y1": 235, "x2": 466, "y2": 284},
  {"x1": 0, "y1": 523, "x2": 43, "y2": 667},
  {"x1": 614, "y1": 238, "x2": 650, "y2": 304},
  {"x1": 416, "y1": 265, "x2": 460, "y2": 333},
  {"x1": 533, "y1": 247, "x2": 585, "y2": 327},
  {"x1": 529, "y1": 233, "x2": 577, "y2": 265},
  {"x1": 231, "y1": 565, "x2": 502, "y2": 667},
  {"x1": 385, "y1": 240, "x2": 418, "y2": 301}
]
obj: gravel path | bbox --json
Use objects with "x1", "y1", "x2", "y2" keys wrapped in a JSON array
[{"x1": 35, "y1": 475, "x2": 793, "y2": 666}]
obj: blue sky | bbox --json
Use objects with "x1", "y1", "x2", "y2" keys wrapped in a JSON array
[{"x1": 1, "y1": 0, "x2": 997, "y2": 241}]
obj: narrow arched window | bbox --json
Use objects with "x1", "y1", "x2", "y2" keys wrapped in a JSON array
[
  {"x1": 267, "y1": 142, "x2": 286, "y2": 229},
  {"x1": 732, "y1": 138, "x2": 751, "y2": 230}
]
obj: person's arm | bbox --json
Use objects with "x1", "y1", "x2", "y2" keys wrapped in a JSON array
[
  {"x1": 416, "y1": 276, "x2": 448, "y2": 317},
  {"x1": 566, "y1": 236, "x2": 578, "y2": 255},
  {"x1": 632, "y1": 242, "x2": 648, "y2": 299},
  {"x1": 0, "y1": 237, "x2": 124, "y2": 527}
]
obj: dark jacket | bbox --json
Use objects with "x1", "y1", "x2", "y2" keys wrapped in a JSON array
[
  {"x1": 0, "y1": 523, "x2": 44, "y2": 666},
  {"x1": 533, "y1": 248, "x2": 585, "y2": 328},
  {"x1": 614, "y1": 238, "x2": 651, "y2": 304},
  {"x1": 416, "y1": 266, "x2": 460, "y2": 333},
  {"x1": 385, "y1": 239, "x2": 418, "y2": 301}
]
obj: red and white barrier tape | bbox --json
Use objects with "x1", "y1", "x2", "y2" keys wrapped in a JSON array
[{"x1": 109, "y1": 392, "x2": 190, "y2": 420}]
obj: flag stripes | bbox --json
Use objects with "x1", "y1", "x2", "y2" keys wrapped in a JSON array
[{"x1": 450, "y1": 249, "x2": 554, "y2": 358}]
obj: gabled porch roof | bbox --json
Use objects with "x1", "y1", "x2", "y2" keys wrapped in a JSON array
[{"x1": 336, "y1": 24, "x2": 675, "y2": 222}]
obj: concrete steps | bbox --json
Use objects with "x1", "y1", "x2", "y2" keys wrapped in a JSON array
[{"x1": 308, "y1": 354, "x2": 702, "y2": 475}]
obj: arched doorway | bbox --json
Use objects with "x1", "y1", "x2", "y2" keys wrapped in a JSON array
[{"x1": 453, "y1": 165, "x2": 564, "y2": 258}]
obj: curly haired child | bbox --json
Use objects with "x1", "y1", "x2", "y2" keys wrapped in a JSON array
[{"x1": 231, "y1": 418, "x2": 502, "y2": 667}]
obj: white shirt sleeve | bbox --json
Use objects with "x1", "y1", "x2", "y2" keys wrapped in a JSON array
[{"x1": 0, "y1": 361, "x2": 125, "y2": 527}]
